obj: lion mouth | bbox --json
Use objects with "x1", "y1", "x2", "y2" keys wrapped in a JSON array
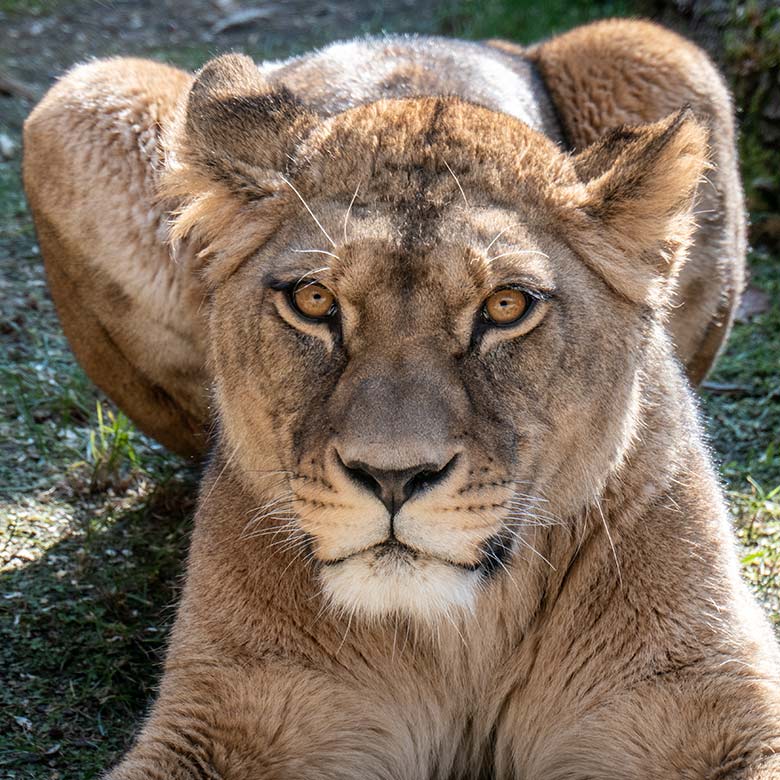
[
  {"x1": 373, "y1": 538, "x2": 418, "y2": 561},
  {"x1": 320, "y1": 536, "x2": 506, "y2": 573}
]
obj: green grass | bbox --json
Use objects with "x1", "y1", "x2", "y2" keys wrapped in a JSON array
[
  {"x1": 702, "y1": 250, "x2": 780, "y2": 620},
  {"x1": 0, "y1": 0, "x2": 778, "y2": 776},
  {"x1": 0, "y1": 0, "x2": 60, "y2": 15},
  {"x1": 704, "y1": 252, "x2": 780, "y2": 488},
  {"x1": 0, "y1": 479, "x2": 195, "y2": 779},
  {"x1": 441, "y1": 0, "x2": 632, "y2": 41}
]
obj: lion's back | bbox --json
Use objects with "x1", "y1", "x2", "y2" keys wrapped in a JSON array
[{"x1": 259, "y1": 35, "x2": 565, "y2": 143}]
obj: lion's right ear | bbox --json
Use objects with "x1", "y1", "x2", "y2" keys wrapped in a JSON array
[
  {"x1": 162, "y1": 54, "x2": 318, "y2": 282},
  {"x1": 559, "y1": 109, "x2": 709, "y2": 308}
]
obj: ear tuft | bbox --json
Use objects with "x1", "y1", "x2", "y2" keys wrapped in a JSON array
[{"x1": 564, "y1": 108, "x2": 710, "y2": 306}]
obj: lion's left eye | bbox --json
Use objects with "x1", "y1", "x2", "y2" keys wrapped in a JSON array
[
  {"x1": 482, "y1": 287, "x2": 533, "y2": 326},
  {"x1": 291, "y1": 283, "x2": 337, "y2": 320}
]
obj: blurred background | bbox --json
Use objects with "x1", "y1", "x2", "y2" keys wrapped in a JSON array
[{"x1": 1, "y1": 1, "x2": 778, "y2": 777}]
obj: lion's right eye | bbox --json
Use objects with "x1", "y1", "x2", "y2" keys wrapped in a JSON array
[
  {"x1": 291, "y1": 283, "x2": 338, "y2": 321},
  {"x1": 482, "y1": 287, "x2": 533, "y2": 327}
]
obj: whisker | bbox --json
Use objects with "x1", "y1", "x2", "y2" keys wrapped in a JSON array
[
  {"x1": 594, "y1": 497, "x2": 622, "y2": 586},
  {"x1": 292, "y1": 249, "x2": 341, "y2": 261},
  {"x1": 489, "y1": 249, "x2": 550, "y2": 262},
  {"x1": 442, "y1": 609, "x2": 468, "y2": 649},
  {"x1": 276, "y1": 545, "x2": 310, "y2": 585},
  {"x1": 443, "y1": 160, "x2": 469, "y2": 209},
  {"x1": 243, "y1": 511, "x2": 297, "y2": 527},
  {"x1": 268, "y1": 532, "x2": 309, "y2": 549},
  {"x1": 241, "y1": 519, "x2": 299, "y2": 538},
  {"x1": 200, "y1": 443, "x2": 239, "y2": 508},
  {"x1": 513, "y1": 534, "x2": 556, "y2": 570},
  {"x1": 244, "y1": 508, "x2": 295, "y2": 529},
  {"x1": 293, "y1": 267, "x2": 332, "y2": 288},
  {"x1": 250, "y1": 492, "x2": 295, "y2": 512},
  {"x1": 505, "y1": 507, "x2": 562, "y2": 525},
  {"x1": 280, "y1": 174, "x2": 336, "y2": 248},
  {"x1": 344, "y1": 181, "x2": 360, "y2": 243},
  {"x1": 336, "y1": 606, "x2": 356, "y2": 656},
  {"x1": 485, "y1": 222, "x2": 524, "y2": 254},
  {"x1": 240, "y1": 518, "x2": 298, "y2": 541}
]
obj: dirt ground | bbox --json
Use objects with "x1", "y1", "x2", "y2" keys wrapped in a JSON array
[
  {"x1": 1, "y1": 1, "x2": 778, "y2": 778},
  {"x1": 0, "y1": 0, "x2": 437, "y2": 83}
]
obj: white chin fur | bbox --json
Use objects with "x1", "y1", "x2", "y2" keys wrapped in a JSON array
[{"x1": 319, "y1": 551, "x2": 480, "y2": 623}]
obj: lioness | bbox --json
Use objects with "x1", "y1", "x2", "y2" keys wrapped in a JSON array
[{"x1": 24, "y1": 19, "x2": 780, "y2": 780}]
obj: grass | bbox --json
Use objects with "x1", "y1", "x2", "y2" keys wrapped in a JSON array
[
  {"x1": 0, "y1": 0, "x2": 60, "y2": 15},
  {"x1": 0, "y1": 480, "x2": 195, "y2": 779},
  {"x1": 441, "y1": 0, "x2": 632, "y2": 41},
  {"x1": 701, "y1": 249, "x2": 780, "y2": 620},
  {"x1": 0, "y1": 0, "x2": 778, "y2": 777},
  {"x1": 1, "y1": 135, "x2": 194, "y2": 777}
]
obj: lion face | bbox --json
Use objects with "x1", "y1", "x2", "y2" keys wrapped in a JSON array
[
  {"x1": 168, "y1": 55, "x2": 706, "y2": 622},
  {"x1": 211, "y1": 207, "x2": 639, "y2": 621}
]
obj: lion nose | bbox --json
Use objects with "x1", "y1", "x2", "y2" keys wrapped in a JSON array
[{"x1": 339, "y1": 456, "x2": 456, "y2": 516}]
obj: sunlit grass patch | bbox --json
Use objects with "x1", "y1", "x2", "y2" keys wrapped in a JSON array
[
  {"x1": 0, "y1": 496, "x2": 72, "y2": 570},
  {"x1": 702, "y1": 250, "x2": 780, "y2": 623},
  {"x1": 0, "y1": 475, "x2": 195, "y2": 779},
  {"x1": 731, "y1": 478, "x2": 780, "y2": 624}
]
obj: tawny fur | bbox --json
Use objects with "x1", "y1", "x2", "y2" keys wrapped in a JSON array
[
  {"x1": 23, "y1": 21, "x2": 745, "y2": 457},
  {"x1": 22, "y1": 20, "x2": 777, "y2": 780},
  {"x1": 526, "y1": 19, "x2": 746, "y2": 385}
]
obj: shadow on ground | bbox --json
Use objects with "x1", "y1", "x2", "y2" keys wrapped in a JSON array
[{"x1": 0, "y1": 475, "x2": 197, "y2": 779}]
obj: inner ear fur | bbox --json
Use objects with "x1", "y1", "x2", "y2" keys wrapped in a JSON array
[
  {"x1": 563, "y1": 108, "x2": 709, "y2": 307},
  {"x1": 161, "y1": 54, "x2": 318, "y2": 284}
]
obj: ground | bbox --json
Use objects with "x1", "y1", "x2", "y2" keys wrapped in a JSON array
[{"x1": 0, "y1": 1, "x2": 778, "y2": 778}]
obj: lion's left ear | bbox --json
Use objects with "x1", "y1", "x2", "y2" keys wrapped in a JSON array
[
  {"x1": 562, "y1": 109, "x2": 709, "y2": 306},
  {"x1": 162, "y1": 54, "x2": 319, "y2": 284},
  {"x1": 182, "y1": 53, "x2": 317, "y2": 188}
]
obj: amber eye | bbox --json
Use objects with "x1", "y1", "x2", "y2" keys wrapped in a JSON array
[
  {"x1": 291, "y1": 282, "x2": 337, "y2": 320},
  {"x1": 483, "y1": 287, "x2": 531, "y2": 326}
]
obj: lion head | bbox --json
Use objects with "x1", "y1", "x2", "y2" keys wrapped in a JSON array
[{"x1": 163, "y1": 54, "x2": 707, "y2": 622}]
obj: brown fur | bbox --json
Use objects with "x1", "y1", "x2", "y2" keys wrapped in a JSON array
[
  {"x1": 23, "y1": 21, "x2": 745, "y2": 456},
  {"x1": 23, "y1": 58, "x2": 209, "y2": 456},
  {"x1": 22, "y1": 21, "x2": 777, "y2": 780},
  {"x1": 528, "y1": 18, "x2": 746, "y2": 383}
]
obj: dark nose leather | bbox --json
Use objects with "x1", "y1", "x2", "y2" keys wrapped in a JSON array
[{"x1": 339, "y1": 456, "x2": 454, "y2": 515}]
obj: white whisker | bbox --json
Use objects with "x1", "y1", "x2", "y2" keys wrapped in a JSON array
[
  {"x1": 443, "y1": 160, "x2": 469, "y2": 209},
  {"x1": 344, "y1": 182, "x2": 360, "y2": 243},
  {"x1": 276, "y1": 544, "x2": 310, "y2": 585},
  {"x1": 292, "y1": 249, "x2": 341, "y2": 261},
  {"x1": 336, "y1": 606, "x2": 356, "y2": 655},
  {"x1": 514, "y1": 534, "x2": 556, "y2": 570},
  {"x1": 489, "y1": 249, "x2": 550, "y2": 262},
  {"x1": 595, "y1": 497, "x2": 622, "y2": 586},
  {"x1": 200, "y1": 443, "x2": 239, "y2": 508},
  {"x1": 293, "y1": 266, "x2": 331, "y2": 286},
  {"x1": 485, "y1": 222, "x2": 524, "y2": 254},
  {"x1": 442, "y1": 609, "x2": 468, "y2": 649},
  {"x1": 280, "y1": 174, "x2": 336, "y2": 248}
]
